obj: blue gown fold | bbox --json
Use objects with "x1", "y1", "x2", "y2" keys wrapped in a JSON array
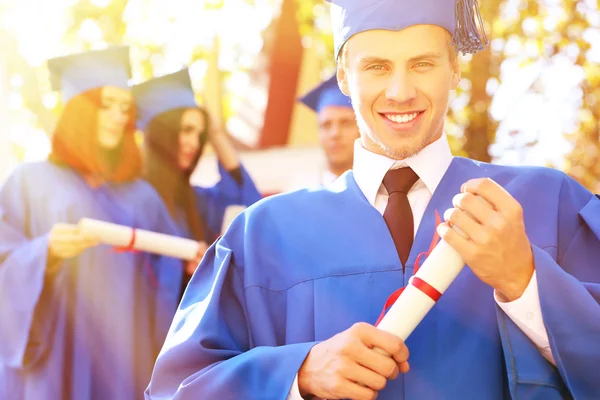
[
  {"x1": 147, "y1": 157, "x2": 600, "y2": 399},
  {"x1": 0, "y1": 161, "x2": 184, "y2": 400},
  {"x1": 189, "y1": 162, "x2": 261, "y2": 242}
]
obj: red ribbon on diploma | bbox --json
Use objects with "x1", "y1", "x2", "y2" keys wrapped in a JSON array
[
  {"x1": 112, "y1": 228, "x2": 159, "y2": 289},
  {"x1": 113, "y1": 228, "x2": 138, "y2": 253},
  {"x1": 375, "y1": 210, "x2": 443, "y2": 327},
  {"x1": 409, "y1": 276, "x2": 442, "y2": 302}
]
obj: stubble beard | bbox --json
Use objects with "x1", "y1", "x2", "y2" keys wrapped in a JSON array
[{"x1": 354, "y1": 110, "x2": 438, "y2": 161}]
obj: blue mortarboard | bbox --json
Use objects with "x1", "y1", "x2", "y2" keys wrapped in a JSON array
[
  {"x1": 299, "y1": 74, "x2": 351, "y2": 113},
  {"x1": 48, "y1": 46, "x2": 131, "y2": 104},
  {"x1": 132, "y1": 68, "x2": 197, "y2": 130},
  {"x1": 326, "y1": 0, "x2": 488, "y2": 59}
]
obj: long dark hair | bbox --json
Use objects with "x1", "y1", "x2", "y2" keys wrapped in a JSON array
[
  {"x1": 143, "y1": 107, "x2": 209, "y2": 241},
  {"x1": 49, "y1": 88, "x2": 142, "y2": 183}
]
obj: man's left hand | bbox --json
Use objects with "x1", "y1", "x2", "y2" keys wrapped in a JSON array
[{"x1": 437, "y1": 178, "x2": 534, "y2": 301}]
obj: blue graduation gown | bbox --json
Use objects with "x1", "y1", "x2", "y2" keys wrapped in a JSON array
[
  {"x1": 0, "y1": 161, "x2": 184, "y2": 400},
  {"x1": 177, "y1": 163, "x2": 262, "y2": 241},
  {"x1": 147, "y1": 157, "x2": 600, "y2": 399}
]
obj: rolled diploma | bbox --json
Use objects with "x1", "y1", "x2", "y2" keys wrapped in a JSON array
[
  {"x1": 78, "y1": 218, "x2": 200, "y2": 261},
  {"x1": 377, "y1": 240, "x2": 465, "y2": 342}
]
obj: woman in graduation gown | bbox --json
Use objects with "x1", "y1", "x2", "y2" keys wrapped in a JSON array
[
  {"x1": 133, "y1": 68, "x2": 261, "y2": 277},
  {"x1": 0, "y1": 47, "x2": 184, "y2": 400}
]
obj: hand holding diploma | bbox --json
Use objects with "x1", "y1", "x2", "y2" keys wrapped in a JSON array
[
  {"x1": 297, "y1": 322, "x2": 409, "y2": 400},
  {"x1": 49, "y1": 223, "x2": 100, "y2": 260},
  {"x1": 376, "y1": 181, "x2": 521, "y2": 343},
  {"x1": 376, "y1": 178, "x2": 534, "y2": 350},
  {"x1": 438, "y1": 178, "x2": 534, "y2": 301},
  {"x1": 77, "y1": 218, "x2": 201, "y2": 261}
]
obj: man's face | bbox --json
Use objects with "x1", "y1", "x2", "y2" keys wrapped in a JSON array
[
  {"x1": 338, "y1": 25, "x2": 460, "y2": 160},
  {"x1": 318, "y1": 105, "x2": 360, "y2": 173}
]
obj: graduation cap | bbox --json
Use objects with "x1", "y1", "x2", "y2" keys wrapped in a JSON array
[
  {"x1": 132, "y1": 68, "x2": 197, "y2": 130},
  {"x1": 326, "y1": 0, "x2": 489, "y2": 59},
  {"x1": 299, "y1": 74, "x2": 351, "y2": 113},
  {"x1": 48, "y1": 46, "x2": 132, "y2": 104}
]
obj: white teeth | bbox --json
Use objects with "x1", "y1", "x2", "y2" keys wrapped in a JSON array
[{"x1": 386, "y1": 112, "x2": 418, "y2": 123}]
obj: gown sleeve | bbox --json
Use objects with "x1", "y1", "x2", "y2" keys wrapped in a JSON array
[
  {"x1": 145, "y1": 234, "x2": 317, "y2": 399},
  {"x1": 0, "y1": 168, "x2": 60, "y2": 368},
  {"x1": 498, "y1": 176, "x2": 600, "y2": 399}
]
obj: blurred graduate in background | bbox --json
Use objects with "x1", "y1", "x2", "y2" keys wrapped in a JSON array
[
  {"x1": 295, "y1": 74, "x2": 359, "y2": 187},
  {"x1": 133, "y1": 68, "x2": 261, "y2": 278},
  {"x1": 0, "y1": 46, "x2": 185, "y2": 400}
]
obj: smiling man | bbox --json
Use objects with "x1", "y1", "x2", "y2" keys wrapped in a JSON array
[
  {"x1": 342, "y1": 30, "x2": 458, "y2": 161},
  {"x1": 146, "y1": 1, "x2": 600, "y2": 399}
]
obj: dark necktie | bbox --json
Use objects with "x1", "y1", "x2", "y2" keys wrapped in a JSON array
[{"x1": 382, "y1": 167, "x2": 419, "y2": 265}]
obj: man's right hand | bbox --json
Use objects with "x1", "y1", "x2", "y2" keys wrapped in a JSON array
[
  {"x1": 48, "y1": 223, "x2": 100, "y2": 260},
  {"x1": 297, "y1": 322, "x2": 410, "y2": 400}
]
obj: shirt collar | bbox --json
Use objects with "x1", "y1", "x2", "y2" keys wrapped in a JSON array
[{"x1": 352, "y1": 134, "x2": 453, "y2": 207}]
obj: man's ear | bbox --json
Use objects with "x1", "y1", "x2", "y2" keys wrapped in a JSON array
[
  {"x1": 337, "y1": 65, "x2": 350, "y2": 96},
  {"x1": 450, "y1": 57, "x2": 461, "y2": 90}
]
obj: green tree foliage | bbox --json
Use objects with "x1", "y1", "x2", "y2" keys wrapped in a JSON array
[{"x1": 2, "y1": 0, "x2": 598, "y2": 190}]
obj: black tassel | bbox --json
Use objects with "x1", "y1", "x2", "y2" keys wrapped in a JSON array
[{"x1": 452, "y1": 0, "x2": 489, "y2": 55}]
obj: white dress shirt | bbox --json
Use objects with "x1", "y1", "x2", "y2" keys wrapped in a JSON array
[
  {"x1": 321, "y1": 169, "x2": 340, "y2": 186},
  {"x1": 288, "y1": 135, "x2": 554, "y2": 399}
]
